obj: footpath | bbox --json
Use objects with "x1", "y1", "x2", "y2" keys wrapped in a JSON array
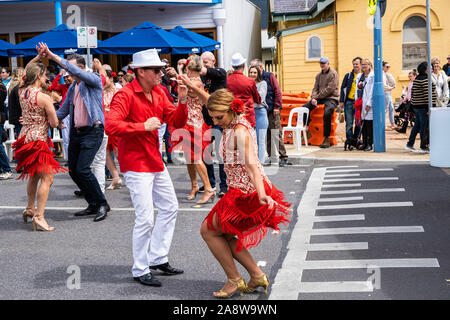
[{"x1": 285, "y1": 116, "x2": 430, "y2": 163}]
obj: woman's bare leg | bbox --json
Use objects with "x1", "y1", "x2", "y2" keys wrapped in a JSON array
[
  {"x1": 186, "y1": 163, "x2": 199, "y2": 199},
  {"x1": 106, "y1": 151, "x2": 120, "y2": 185},
  {"x1": 26, "y1": 174, "x2": 40, "y2": 211},
  {"x1": 194, "y1": 161, "x2": 214, "y2": 202},
  {"x1": 200, "y1": 215, "x2": 241, "y2": 294},
  {"x1": 224, "y1": 235, "x2": 265, "y2": 287}
]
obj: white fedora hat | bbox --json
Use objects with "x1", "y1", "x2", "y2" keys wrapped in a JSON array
[
  {"x1": 231, "y1": 52, "x2": 247, "y2": 67},
  {"x1": 129, "y1": 49, "x2": 166, "y2": 69}
]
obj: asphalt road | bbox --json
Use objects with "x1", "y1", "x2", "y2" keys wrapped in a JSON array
[{"x1": 0, "y1": 159, "x2": 449, "y2": 301}]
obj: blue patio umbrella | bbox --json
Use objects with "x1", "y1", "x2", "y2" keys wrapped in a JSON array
[
  {"x1": 170, "y1": 26, "x2": 220, "y2": 52},
  {"x1": 92, "y1": 21, "x2": 200, "y2": 55},
  {"x1": 0, "y1": 39, "x2": 14, "y2": 56},
  {"x1": 7, "y1": 24, "x2": 86, "y2": 57}
]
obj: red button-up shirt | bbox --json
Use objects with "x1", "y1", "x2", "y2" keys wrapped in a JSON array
[
  {"x1": 226, "y1": 70, "x2": 261, "y2": 127},
  {"x1": 105, "y1": 78, "x2": 187, "y2": 173}
]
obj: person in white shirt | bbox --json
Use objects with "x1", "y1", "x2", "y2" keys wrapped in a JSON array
[{"x1": 383, "y1": 61, "x2": 396, "y2": 129}]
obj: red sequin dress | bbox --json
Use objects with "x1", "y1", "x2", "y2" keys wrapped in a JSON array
[
  {"x1": 169, "y1": 77, "x2": 211, "y2": 162},
  {"x1": 13, "y1": 87, "x2": 68, "y2": 179},
  {"x1": 205, "y1": 116, "x2": 291, "y2": 252},
  {"x1": 104, "y1": 86, "x2": 118, "y2": 152}
]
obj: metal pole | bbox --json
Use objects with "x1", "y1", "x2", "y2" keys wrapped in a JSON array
[
  {"x1": 54, "y1": 0, "x2": 63, "y2": 26},
  {"x1": 426, "y1": 0, "x2": 432, "y2": 112},
  {"x1": 372, "y1": 0, "x2": 385, "y2": 152}
]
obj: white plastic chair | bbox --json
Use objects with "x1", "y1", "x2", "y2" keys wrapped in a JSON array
[
  {"x1": 282, "y1": 107, "x2": 309, "y2": 153},
  {"x1": 3, "y1": 120, "x2": 16, "y2": 162},
  {"x1": 51, "y1": 127, "x2": 66, "y2": 160}
]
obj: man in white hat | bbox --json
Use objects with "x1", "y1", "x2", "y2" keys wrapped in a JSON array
[
  {"x1": 227, "y1": 52, "x2": 261, "y2": 128},
  {"x1": 105, "y1": 49, "x2": 189, "y2": 287}
]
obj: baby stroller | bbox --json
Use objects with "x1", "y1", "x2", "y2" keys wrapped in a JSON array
[{"x1": 394, "y1": 100, "x2": 415, "y2": 133}]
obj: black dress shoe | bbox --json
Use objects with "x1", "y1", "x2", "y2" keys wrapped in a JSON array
[
  {"x1": 150, "y1": 262, "x2": 184, "y2": 275},
  {"x1": 218, "y1": 186, "x2": 228, "y2": 198},
  {"x1": 133, "y1": 273, "x2": 162, "y2": 287},
  {"x1": 364, "y1": 145, "x2": 373, "y2": 151},
  {"x1": 74, "y1": 206, "x2": 98, "y2": 217},
  {"x1": 74, "y1": 190, "x2": 85, "y2": 197},
  {"x1": 279, "y1": 159, "x2": 292, "y2": 167},
  {"x1": 93, "y1": 204, "x2": 110, "y2": 222}
]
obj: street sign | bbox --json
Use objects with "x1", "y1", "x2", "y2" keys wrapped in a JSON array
[
  {"x1": 368, "y1": 0, "x2": 377, "y2": 16},
  {"x1": 77, "y1": 26, "x2": 98, "y2": 49}
]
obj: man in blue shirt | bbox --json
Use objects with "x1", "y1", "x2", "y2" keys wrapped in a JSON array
[{"x1": 38, "y1": 43, "x2": 109, "y2": 222}]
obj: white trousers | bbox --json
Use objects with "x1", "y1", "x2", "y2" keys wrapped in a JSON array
[
  {"x1": 158, "y1": 123, "x2": 167, "y2": 155},
  {"x1": 124, "y1": 169, "x2": 178, "y2": 277},
  {"x1": 62, "y1": 116, "x2": 71, "y2": 159},
  {"x1": 92, "y1": 134, "x2": 108, "y2": 193}
]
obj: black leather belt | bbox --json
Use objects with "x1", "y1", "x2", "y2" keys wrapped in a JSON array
[{"x1": 74, "y1": 123, "x2": 103, "y2": 134}]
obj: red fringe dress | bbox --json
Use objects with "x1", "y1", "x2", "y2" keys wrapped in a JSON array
[
  {"x1": 205, "y1": 116, "x2": 291, "y2": 252},
  {"x1": 12, "y1": 87, "x2": 68, "y2": 180},
  {"x1": 169, "y1": 82, "x2": 211, "y2": 163}
]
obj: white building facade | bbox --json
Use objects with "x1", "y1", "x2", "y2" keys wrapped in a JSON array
[{"x1": 0, "y1": 0, "x2": 261, "y2": 71}]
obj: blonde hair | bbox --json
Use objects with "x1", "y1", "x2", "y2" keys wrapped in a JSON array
[
  {"x1": 20, "y1": 63, "x2": 46, "y2": 89},
  {"x1": 8, "y1": 67, "x2": 25, "y2": 94},
  {"x1": 431, "y1": 57, "x2": 440, "y2": 65},
  {"x1": 207, "y1": 89, "x2": 245, "y2": 119},
  {"x1": 207, "y1": 88, "x2": 235, "y2": 112},
  {"x1": 362, "y1": 58, "x2": 373, "y2": 71},
  {"x1": 185, "y1": 55, "x2": 203, "y2": 73}
]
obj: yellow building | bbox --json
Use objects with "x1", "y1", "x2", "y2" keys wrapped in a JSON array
[{"x1": 269, "y1": 0, "x2": 449, "y2": 100}]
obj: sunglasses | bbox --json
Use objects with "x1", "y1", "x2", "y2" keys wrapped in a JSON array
[{"x1": 142, "y1": 67, "x2": 163, "y2": 73}]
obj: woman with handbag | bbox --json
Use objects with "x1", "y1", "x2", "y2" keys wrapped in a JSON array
[{"x1": 355, "y1": 59, "x2": 374, "y2": 151}]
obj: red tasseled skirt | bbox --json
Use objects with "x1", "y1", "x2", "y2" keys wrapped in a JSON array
[
  {"x1": 205, "y1": 180, "x2": 291, "y2": 252},
  {"x1": 169, "y1": 123, "x2": 212, "y2": 163},
  {"x1": 12, "y1": 136, "x2": 68, "y2": 180}
]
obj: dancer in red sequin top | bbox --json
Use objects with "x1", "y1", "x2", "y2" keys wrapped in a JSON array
[
  {"x1": 199, "y1": 89, "x2": 291, "y2": 298},
  {"x1": 13, "y1": 62, "x2": 68, "y2": 231}
]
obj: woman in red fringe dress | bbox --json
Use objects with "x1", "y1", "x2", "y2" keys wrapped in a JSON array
[
  {"x1": 13, "y1": 63, "x2": 67, "y2": 231},
  {"x1": 200, "y1": 89, "x2": 291, "y2": 298},
  {"x1": 169, "y1": 55, "x2": 215, "y2": 205}
]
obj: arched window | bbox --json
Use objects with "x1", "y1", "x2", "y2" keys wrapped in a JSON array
[
  {"x1": 402, "y1": 16, "x2": 427, "y2": 70},
  {"x1": 306, "y1": 35, "x2": 322, "y2": 61}
]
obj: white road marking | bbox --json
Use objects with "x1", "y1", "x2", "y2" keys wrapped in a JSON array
[
  {"x1": 314, "y1": 214, "x2": 365, "y2": 222},
  {"x1": 326, "y1": 168, "x2": 394, "y2": 173},
  {"x1": 322, "y1": 183, "x2": 362, "y2": 188},
  {"x1": 302, "y1": 258, "x2": 439, "y2": 269},
  {"x1": 321, "y1": 188, "x2": 405, "y2": 195},
  {"x1": 316, "y1": 202, "x2": 413, "y2": 210},
  {"x1": 305, "y1": 242, "x2": 369, "y2": 251},
  {"x1": 324, "y1": 173, "x2": 361, "y2": 178},
  {"x1": 299, "y1": 281, "x2": 373, "y2": 293},
  {"x1": 307, "y1": 226, "x2": 424, "y2": 235},
  {"x1": 318, "y1": 196, "x2": 364, "y2": 202},
  {"x1": 270, "y1": 166, "x2": 439, "y2": 299},
  {"x1": 323, "y1": 177, "x2": 399, "y2": 182}
]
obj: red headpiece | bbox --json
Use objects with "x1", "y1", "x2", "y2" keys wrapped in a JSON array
[{"x1": 230, "y1": 99, "x2": 245, "y2": 114}]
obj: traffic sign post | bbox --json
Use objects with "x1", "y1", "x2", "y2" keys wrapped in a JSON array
[
  {"x1": 371, "y1": 0, "x2": 386, "y2": 152},
  {"x1": 77, "y1": 26, "x2": 98, "y2": 69}
]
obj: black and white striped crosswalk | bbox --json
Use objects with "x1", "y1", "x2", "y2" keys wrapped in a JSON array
[{"x1": 270, "y1": 165, "x2": 440, "y2": 299}]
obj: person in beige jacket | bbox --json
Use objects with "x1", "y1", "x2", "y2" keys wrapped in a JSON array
[{"x1": 303, "y1": 57, "x2": 339, "y2": 148}]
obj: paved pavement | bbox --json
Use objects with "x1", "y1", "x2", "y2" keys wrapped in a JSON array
[{"x1": 283, "y1": 116, "x2": 431, "y2": 162}]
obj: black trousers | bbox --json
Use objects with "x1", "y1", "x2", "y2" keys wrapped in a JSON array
[
  {"x1": 303, "y1": 98, "x2": 338, "y2": 137},
  {"x1": 68, "y1": 125, "x2": 107, "y2": 208},
  {"x1": 361, "y1": 120, "x2": 373, "y2": 147}
]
